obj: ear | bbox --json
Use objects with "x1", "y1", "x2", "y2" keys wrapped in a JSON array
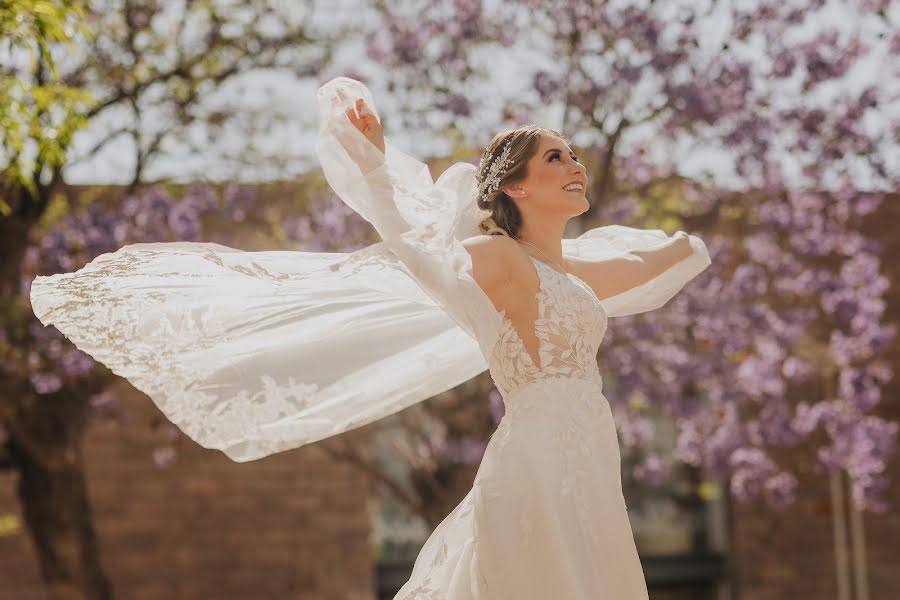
[{"x1": 501, "y1": 182, "x2": 525, "y2": 197}]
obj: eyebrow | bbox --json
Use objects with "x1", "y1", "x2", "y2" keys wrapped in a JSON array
[{"x1": 542, "y1": 147, "x2": 577, "y2": 157}]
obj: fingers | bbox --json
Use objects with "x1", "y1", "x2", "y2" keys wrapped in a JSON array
[
  {"x1": 329, "y1": 81, "x2": 375, "y2": 120},
  {"x1": 333, "y1": 88, "x2": 349, "y2": 113},
  {"x1": 344, "y1": 99, "x2": 367, "y2": 123},
  {"x1": 354, "y1": 98, "x2": 369, "y2": 121},
  {"x1": 342, "y1": 97, "x2": 382, "y2": 142}
]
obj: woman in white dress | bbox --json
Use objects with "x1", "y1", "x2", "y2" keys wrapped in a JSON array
[
  {"x1": 341, "y1": 86, "x2": 707, "y2": 599},
  {"x1": 30, "y1": 77, "x2": 711, "y2": 599}
]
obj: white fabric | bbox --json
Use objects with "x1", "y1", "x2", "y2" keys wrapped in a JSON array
[
  {"x1": 395, "y1": 254, "x2": 649, "y2": 598},
  {"x1": 29, "y1": 76, "x2": 711, "y2": 468}
]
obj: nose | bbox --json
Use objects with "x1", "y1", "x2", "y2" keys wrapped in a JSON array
[{"x1": 571, "y1": 159, "x2": 586, "y2": 177}]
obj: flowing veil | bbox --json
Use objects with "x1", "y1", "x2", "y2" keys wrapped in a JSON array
[{"x1": 29, "y1": 76, "x2": 711, "y2": 462}]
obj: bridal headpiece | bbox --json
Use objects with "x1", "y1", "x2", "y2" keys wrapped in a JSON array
[{"x1": 477, "y1": 138, "x2": 514, "y2": 206}]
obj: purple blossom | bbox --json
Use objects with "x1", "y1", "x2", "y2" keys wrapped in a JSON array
[
  {"x1": 617, "y1": 415, "x2": 655, "y2": 447},
  {"x1": 488, "y1": 388, "x2": 505, "y2": 424},
  {"x1": 729, "y1": 447, "x2": 776, "y2": 501},
  {"x1": 763, "y1": 471, "x2": 798, "y2": 510},
  {"x1": 532, "y1": 71, "x2": 560, "y2": 105},
  {"x1": 435, "y1": 437, "x2": 487, "y2": 465},
  {"x1": 29, "y1": 372, "x2": 62, "y2": 395},
  {"x1": 771, "y1": 50, "x2": 797, "y2": 77},
  {"x1": 436, "y1": 93, "x2": 472, "y2": 117},
  {"x1": 633, "y1": 453, "x2": 668, "y2": 487},
  {"x1": 152, "y1": 446, "x2": 177, "y2": 468}
]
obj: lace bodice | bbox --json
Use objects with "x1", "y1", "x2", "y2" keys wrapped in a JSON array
[{"x1": 482, "y1": 256, "x2": 607, "y2": 399}]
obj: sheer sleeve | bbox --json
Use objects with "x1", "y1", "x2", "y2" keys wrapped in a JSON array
[
  {"x1": 27, "y1": 77, "x2": 503, "y2": 463},
  {"x1": 314, "y1": 77, "x2": 501, "y2": 344},
  {"x1": 562, "y1": 224, "x2": 711, "y2": 317}
]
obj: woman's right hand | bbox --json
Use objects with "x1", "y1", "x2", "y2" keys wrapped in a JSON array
[{"x1": 345, "y1": 98, "x2": 386, "y2": 155}]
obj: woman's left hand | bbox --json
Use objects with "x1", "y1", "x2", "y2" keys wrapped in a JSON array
[{"x1": 345, "y1": 98, "x2": 386, "y2": 155}]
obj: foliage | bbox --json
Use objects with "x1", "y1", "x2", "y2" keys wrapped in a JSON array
[{"x1": 0, "y1": 0, "x2": 93, "y2": 207}]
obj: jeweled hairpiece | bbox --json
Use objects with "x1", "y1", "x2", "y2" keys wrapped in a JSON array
[{"x1": 477, "y1": 138, "x2": 514, "y2": 205}]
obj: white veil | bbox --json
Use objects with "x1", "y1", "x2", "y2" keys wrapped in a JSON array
[{"x1": 29, "y1": 77, "x2": 711, "y2": 462}]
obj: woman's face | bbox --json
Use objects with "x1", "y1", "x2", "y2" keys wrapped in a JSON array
[{"x1": 503, "y1": 134, "x2": 589, "y2": 217}]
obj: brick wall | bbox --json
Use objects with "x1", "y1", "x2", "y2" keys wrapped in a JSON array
[{"x1": 0, "y1": 379, "x2": 375, "y2": 600}]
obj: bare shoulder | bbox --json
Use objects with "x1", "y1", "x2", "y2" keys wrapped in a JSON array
[
  {"x1": 461, "y1": 234, "x2": 517, "y2": 286},
  {"x1": 461, "y1": 235, "x2": 525, "y2": 309}
]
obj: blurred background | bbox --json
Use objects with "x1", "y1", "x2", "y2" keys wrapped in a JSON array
[{"x1": 1, "y1": 1, "x2": 898, "y2": 599}]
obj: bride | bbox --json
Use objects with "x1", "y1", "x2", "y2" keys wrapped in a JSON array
[
  {"x1": 30, "y1": 76, "x2": 711, "y2": 598},
  {"x1": 340, "y1": 85, "x2": 707, "y2": 599}
]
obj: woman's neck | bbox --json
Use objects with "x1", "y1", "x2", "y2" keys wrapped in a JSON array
[{"x1": 515, "y1": 225, "x2": 567, "y2": 270}]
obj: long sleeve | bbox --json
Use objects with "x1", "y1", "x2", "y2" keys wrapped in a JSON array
[
  {"x1": 315, "y1": 76, "x2": 504, "y2": 346},
  {"x1": 562, "y1": 224, "x2": 711, "y2": 317}
]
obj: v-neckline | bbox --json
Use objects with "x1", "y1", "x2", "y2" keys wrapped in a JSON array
[
  {"x1": 525, "y1": 254, "x2": 567, "y2": 276},
  {"x1": 490, "y1": 255, "x2": 606, "y2": 374}
]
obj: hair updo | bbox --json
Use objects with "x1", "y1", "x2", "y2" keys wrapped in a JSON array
[{"x1": 475, "y1": 125, "x2": 570, "y2": 239}]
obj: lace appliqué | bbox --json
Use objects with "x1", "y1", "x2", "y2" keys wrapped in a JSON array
[
  {"x1": 486, "y1": 258, "x2": 607, "y2": 403},
  {"x1": 29, "y1": 247, "x2": 333, "y2": 459},
  {"x1": 395, "y1": 491, "x2": 477, "y2": 600},
  {"x1": 397, "y1": 579, "x2": 446, "y2": 600}
]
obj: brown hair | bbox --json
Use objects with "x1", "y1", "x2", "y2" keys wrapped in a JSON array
[{"x1": 475, "y1": 125, "x2": 571, "y2": 239}]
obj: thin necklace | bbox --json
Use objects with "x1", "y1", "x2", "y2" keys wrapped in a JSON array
[{"x1": 517, "y1": 239, "x2": 567, "y2": 274}]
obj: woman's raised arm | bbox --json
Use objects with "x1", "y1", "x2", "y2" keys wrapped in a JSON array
[
  {"x1": 562, "y1": 227, "x2": 710, "y2": 317},
  {"x1": 569, "y1": 231, "x2": 694, "y2": 301},
  {"x1": 315, "y1": 76, "x2": 506, "y2": 346}
]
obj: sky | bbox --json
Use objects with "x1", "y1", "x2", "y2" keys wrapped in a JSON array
[{"x1": 9, "y1": 0, "x2": 898, "y2": 192}]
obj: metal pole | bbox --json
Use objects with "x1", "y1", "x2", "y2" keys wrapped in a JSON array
[
  {"x1": 848, "y1": 484, "x2": 870, "y2": 600},
  {"x1": 830, "y1": 469, "x2": 852, "y2": 600}
]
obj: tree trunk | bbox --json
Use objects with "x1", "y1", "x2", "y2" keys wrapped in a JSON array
[
  {"x1": 5, "y1": 387, "x2": 112, "y2": 600},
  {"x1": 2, "y1": 174, "x2": 113, "y2": 599}
]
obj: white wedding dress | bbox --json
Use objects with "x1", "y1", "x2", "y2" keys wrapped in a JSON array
[
  {"x1": 29, "y1": 76, "x2": 711, "y2": 599},
  {"x1": 392, "y1": 256, "x2": 650, "y2": 600}
]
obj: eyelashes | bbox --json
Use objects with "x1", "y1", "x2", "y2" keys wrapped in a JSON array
[{"x1": 550, "y1": 152, "x2": 580, "y2": 163}]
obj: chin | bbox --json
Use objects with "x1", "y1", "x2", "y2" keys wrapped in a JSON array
[{"x1": 568, "y1": 196, "x2": 590, "y2": 216}]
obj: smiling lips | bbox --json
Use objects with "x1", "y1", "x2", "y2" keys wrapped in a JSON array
[{"x1": 563, "y1": 181, "x2": 585, "y2": 192}]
